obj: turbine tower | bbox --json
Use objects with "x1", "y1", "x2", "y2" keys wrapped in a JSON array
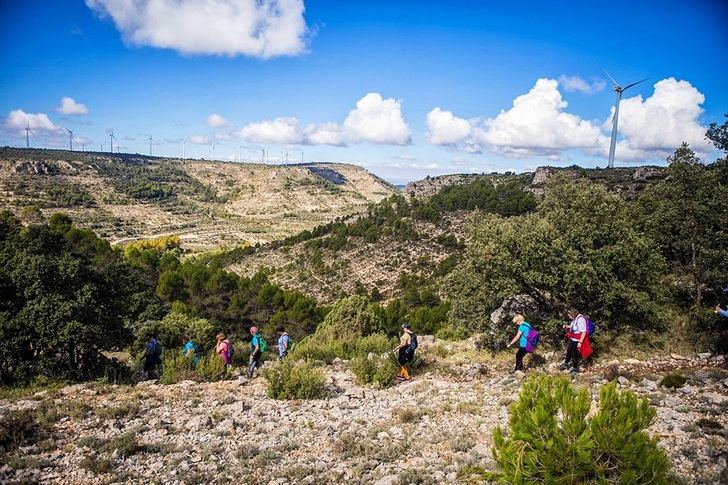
[
  {"x1": 109, "y1": 130, "x2": 116, "y2": 153},
  {"x1": 211, "y1": 138, "x2": 216, "y2": 160},
  {"x1": 182, "y1": 138, "x2": 186, "y2": 160},
  {"x1": 25, "y1": 123, "x2": 33, "y2": 148},
  {"x1": 147, "y1": 135, "x2": 154, "y2": 156},
  {"x1": 67, "y1": 129, "x2": 73, "y2": 151},
  {"x1": 605, "y1": 71, "x2": 651, "y2": 168}
]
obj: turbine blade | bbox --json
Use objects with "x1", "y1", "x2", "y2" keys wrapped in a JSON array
[
  {"x1": 623, "y1": 77, "x2": 652, "y2": 91},
  {"x1": 603, "y1": 69, "x2": 620, "y2": 87}
]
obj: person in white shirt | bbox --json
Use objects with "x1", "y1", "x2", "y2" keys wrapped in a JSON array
[{"x1": 559, "y1": 308, "x2": 587, "y2": 373}]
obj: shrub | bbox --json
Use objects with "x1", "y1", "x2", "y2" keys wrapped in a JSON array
[
  {"x1": 350, "y1": 352, "x2": 398, "y2": 388},
  {"x1": 289, "y1": 337, "x2": 346, "y2": 364},
  {"x1": 160, "y1": 352, "x2": 228, "y2": 385},
  {"x1": 314, "y1": 295, "x2": 384, "y2": 342},
  {"x1": 659, "y1": 373, "x2": 687, "y2": 389},
  {"x1": 0, "y1": 408, "x2": 52, "y2": 453},
  {"x1": 264, "y1": 359, "x2": 328, "y2": 400},
  {"x1": 490, "y1": 375, "x2": 670, "y2": 484},
  {"x1": 133, "y1": 312, "x2": 217, "y2": 359},
  {"x1": 351, "y1": 333, "x2": 393, "y2": 356}
]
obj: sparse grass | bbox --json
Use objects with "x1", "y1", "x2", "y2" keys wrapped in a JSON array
[
  {"x1": 696, "y1": 418, "x2": 723, "y2": 435},
  {"x1": 80, "y1": 456, "x2": 117, "y2": 474},
  {"x1": 95, "y1": 399, "x2": 141, "y2": 420},
  {"x1": 336, "y1": 432, "x2": 407, "y2": 463},
  {"x1": 6, "y1": 454, "x2": 55, "y2": 470},
  {"x1": 395, "y1": 406, "x2": 425, "y2": 424},
  {"x1": 456, "y1": 401, "x2": 481, "y2": 415},
  {"x1": 0, "y1": 406, "x2": 55, "y2": 453},
  {"x1": 659, "y1": 373, "x2": 688, "y2": 389}
]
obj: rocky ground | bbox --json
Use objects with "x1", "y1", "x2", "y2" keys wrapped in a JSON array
[{"x1": 1, "y1": 349, "x2": 726, "y2": 485}]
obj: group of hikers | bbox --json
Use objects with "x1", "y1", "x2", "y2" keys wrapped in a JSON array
[
  {"x1": 507, "y1": 307, "x2": 594, "y2": 375},
  {"x1": 141, "y1": 325, "x2": 292, "y2": 380},
  {"x1": 141, "y1": 322, "x2": 420, "y2": 382},
  {"x1": 140, "y1": 297, "x2": 725, "y2": 382}
]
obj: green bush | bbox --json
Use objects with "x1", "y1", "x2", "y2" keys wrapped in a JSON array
[
  {"x1": 133, "y1": 312, "x2": 217, "y2": 358},
  {"x1": 264, "y1": 359, "x2": 328, "y2": 400},
  {"x1": 490, "y1": 375, "x2": 670, "y2": 484},
  {"x1": 160, "y1": 352, "x2": 228, "y2": 385},
  {"x1": 289, "y1": 337, "x2": 346, "y2": 364},
  {"x1": 350, "y1": 352, "x2": 398, "y2": 388},
  {"x1": 0, "y1": 408, "x2": 51, "y2": 453}
]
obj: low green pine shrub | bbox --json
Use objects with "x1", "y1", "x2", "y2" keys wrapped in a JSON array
[
  {"x1": 490, "y1": 375, "x2": 670, "y2": 484},
  {"x1": 659, "y1": 373, "x2": 687, "y2": 389},
  {"x1": 350, "y1": 352, "x2": 398, "y2": 388},
  {"x1": 289, "y1": 337, "x2": 346, "y2": 364},
  {"x1": 264, "y1": 359, "x2": 328, "y2": 400},
  {"x1": 160, "y1": 353, "x2": 228, "y2": 384}
]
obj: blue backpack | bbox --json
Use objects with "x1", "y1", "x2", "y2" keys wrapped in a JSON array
[{"x1": 582, "y1": 315, "x2": 596, "y2": 337}]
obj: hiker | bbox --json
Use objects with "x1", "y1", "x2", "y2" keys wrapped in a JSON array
[
  {"x1": 182, "y1": 334, "x2": 201, "y2": 368},
  {"x1": 248, "y1": 326, "x2": 263, "y2": 378},
  {"x1": 276, "y1": 325, "x2": 290, "y2": 359},
  {"x1": 394, "y1": 322, "x2": 417, "y2": 381},
  {"x1": 506, "y1": 313, "x2": 531, "y2": 372},
  {"x1": 716, "y1": 306, "x2": 728, "y2": 318},
  {"x1": 143, "y1": 333, "x2": 162, "y2": 379},
  {"x1": 560, "y1": 308, "x2": 590, "y2": 374},
  {"x1": 216, "y1": 333, "x2": 233, "y2": 368}
]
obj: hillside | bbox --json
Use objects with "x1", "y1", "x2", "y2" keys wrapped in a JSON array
[
  {"x1": 0, "y1": 148, "x2": 397, "y2": 251},
  {"x1": 225, "y1": 164, "x2": 665, "y2": 304},
  {"x1": 2, "y1": 350, "x2": 725, "y2": 484}
]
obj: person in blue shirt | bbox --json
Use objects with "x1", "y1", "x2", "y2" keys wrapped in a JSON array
[
  {"x1": 506, "y1": 313, "x2": 531, "y2": 372},
  {"x1": 276, "y1": 325, "x2": 290, "y2": 359},
  {"x1": 248, "y1": 326, "x2": 263, "y2": 378},
  {"x1": 182, "y1": 334, "x2": 201, "y2": 368},
  {"x1": 143, "y1": 333, "x2": 162, "y2": 379}
]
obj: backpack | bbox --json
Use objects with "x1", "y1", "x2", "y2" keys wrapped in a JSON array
[
  {"x1": 582, "y1": 315, "x2": 596, "y2": 337},
  {"x1": 524, "y1": 324, "x2": 540, "y2": 353},
  {"x1": 152, "y1": 339, "x2": 162, "y2": 357},
  {"x1": 254, "y1": 334, "x2": 268, "y2": 353},
  {"x1": 408, "y1": 333, "x2": 418, "y2": 352},
  {"x1": 225, "y1": 340, "x2": 235, "y2": 362}
]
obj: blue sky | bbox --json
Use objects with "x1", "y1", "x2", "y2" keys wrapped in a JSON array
[{"x1": 1, "y1": 1, "x2": 726, "y2": 183}]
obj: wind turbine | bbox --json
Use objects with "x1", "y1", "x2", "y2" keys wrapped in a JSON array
[
  {"x1": 25, "y1": 123, "x2": 33, "y2": 148},
  {"x1": 109, "y1": 130, "x2": 116, "y2": 153},
  {"x1": 146, "y1": 135, "x2": 154, "y2": 156},
  {"x1": 182, "y1": 138, "x2": 186, "y2": 160},
  {"x1": 604, "y1": 70, "x2": 651, "y2": 168},
  {"x1": 67, "y1": 129, "x2": 74, "y2": 151},
  {"x1": 211, "y1": 138, "x2": 216, "y2": 160}
]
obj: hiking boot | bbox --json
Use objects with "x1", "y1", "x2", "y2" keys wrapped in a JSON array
[
  {"x1": 570, "y1": 367, "x2": 581, "y2": 375},
  {"x1": 559, "y1": 363, "x2": 570, "y2": 371}
]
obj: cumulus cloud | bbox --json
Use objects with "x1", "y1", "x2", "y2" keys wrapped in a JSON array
[
  {"x1": 558, "y1": 75, "x2": 606, "y2": 94},
  {"x1": 603, "y1": 78, "x2": 712, "y2": 160},
  {"x1": 234, "y1": 92, "x2": 410, "y2": 146},
  {"x1": 206, "y1": 113, "x2": 229, "y2": 128},
  {"x1": 85, "y1": 0, "x2": 308, "y2": 58},
  {"x1": 4, "y1": 109, "x2": 63, "y2": 133},
  {"x1": 426, "y1": 107, "x2": 471, "y2": 145},
  {"x1": 472, "y1": 78, "x2": 605, "y2": 157},
  {"x1": 303, "y1": 122, "x2": 345, "y2": 146},
  {"x1": 343, "y1": 93, "x2": 411, "y2": 145},
  {"x1": 57, "y1": 97, "x2": 89, "y2": 115},
  {"x1": 237, "y1": 117, "x2": 303, "y2": 144}
]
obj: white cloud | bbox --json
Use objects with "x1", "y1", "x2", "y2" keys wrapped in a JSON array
[
  {"x1": 189, "y1": 135, "x2": 211, "y2": 144},
  {"x1": 558, "y1": 75, "x2": 606, "y2": 94},
  {"x1": 303, "y1": 122, "x2": 345, "y2": 146},
  {"x1": 343, "y1": 93, "x2": 411, "y2": 145},
  {"x1": 4, "y1": 109, "x2": 63, "y2": 133},
  {"x1": 392, "y1": 154, "x2": 416, "y2": 161},
  {"x1": 86, "y1": 0, "x2": 308, "y2": 58},
  {"x1": 472, "y1": 78, "x2": 605, "y2": 157},
  {"x1": 57, "y1": 97, "x2": 89, "y2": 115},
  {"x1": 206, "y1": 113, "x2": 228, "y2": 128},
  {"x1": 237, "y1": 117, "x2": 303, "y2": 144},
  {"x1": 426, "y1": 107, "x2": 471, "y2": 145},
  {"x1": 603, "y1": 78, "x2": 712, "y2": 161}
]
